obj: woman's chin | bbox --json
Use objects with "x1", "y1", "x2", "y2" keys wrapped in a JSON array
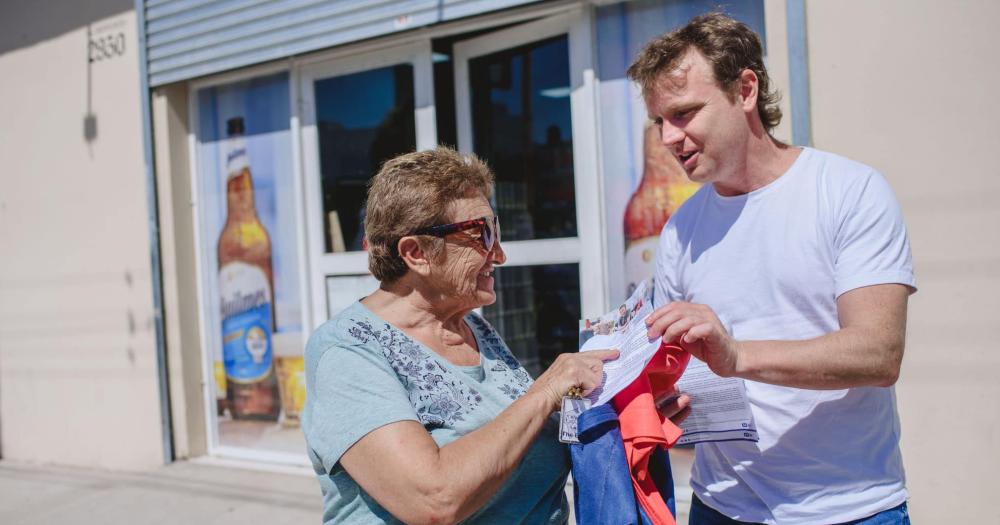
[{"x1": 475, "y1": 289, "x2": 497, "y2": 307}]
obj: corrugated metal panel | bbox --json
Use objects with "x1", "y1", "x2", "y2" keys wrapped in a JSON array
[{"x1": 144, "y1": 0, "x2": 540, "y2": 86}]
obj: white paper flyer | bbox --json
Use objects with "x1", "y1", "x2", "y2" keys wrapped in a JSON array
[{"x1": 578, "y1": 279, "x2": 757, "y2": 444}]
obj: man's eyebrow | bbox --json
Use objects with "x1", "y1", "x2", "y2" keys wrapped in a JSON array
[
  {"x1": 649, "y1": 101, "x2": 702, "y2": 120},
  {"x1": 661, "y1": 102, "x2": 704, "y2": 117}
]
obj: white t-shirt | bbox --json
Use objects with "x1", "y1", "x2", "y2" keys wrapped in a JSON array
[{"x1": 654, "y1": 148, "x2": 915, "y2": 524}]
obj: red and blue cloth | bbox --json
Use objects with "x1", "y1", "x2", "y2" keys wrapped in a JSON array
[{"x1": 570, "y1": 343, "x2": 690, "y2": 525}]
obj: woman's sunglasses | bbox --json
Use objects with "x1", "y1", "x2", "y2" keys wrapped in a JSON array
[{"x1": 413, "y1": 215, "x2": 501, "y2": 252}]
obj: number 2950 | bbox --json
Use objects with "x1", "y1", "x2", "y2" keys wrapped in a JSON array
[{"x1": 89, "y1": 33, "x2": 126, "y2": 63}]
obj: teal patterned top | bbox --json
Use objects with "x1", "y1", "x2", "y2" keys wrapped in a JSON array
[{"x1": 302, "y1": 301, "x2": 570, "y2": 524}]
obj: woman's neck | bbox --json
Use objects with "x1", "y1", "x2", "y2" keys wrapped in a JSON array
[
  {"x1": 364, "y1": 282, "x2": 468, "y2": 329},
  {"x1": 362, "y1": 282, "x2": 479, "y2": 364}
]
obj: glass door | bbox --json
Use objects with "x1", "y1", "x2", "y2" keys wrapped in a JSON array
[
  {"x1": 453, "y1": 12, "x2": 605, "y2": 376},
  {"x1": 299, "y1": 43, "x2": 437, "y2": 329}
]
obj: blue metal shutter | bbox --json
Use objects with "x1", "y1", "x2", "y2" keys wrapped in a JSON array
[{"x1": 143, "y1": 0, "x2": 540, "y2": 86}]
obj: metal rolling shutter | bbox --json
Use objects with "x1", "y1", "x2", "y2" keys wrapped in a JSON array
[{"x1": 142, "y1": 0, "x2": 539, "y2": 86}]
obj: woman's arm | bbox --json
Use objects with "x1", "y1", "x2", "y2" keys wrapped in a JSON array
[{"x1": 339, "y1": 349, "x2": 618, "y2": 525}]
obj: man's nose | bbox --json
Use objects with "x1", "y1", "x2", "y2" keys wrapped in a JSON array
[{"x1": 660, "y1": 122, "x2": 685, "y2": 149}]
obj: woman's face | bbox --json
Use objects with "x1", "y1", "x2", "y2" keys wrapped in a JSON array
[{"x1": 429, "y1": 195, "x2": 506, "y2": 310}]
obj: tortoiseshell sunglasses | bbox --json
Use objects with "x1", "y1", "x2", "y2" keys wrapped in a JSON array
[{"x1": 413, "y1": 215, "x2": 501, "y2": 252}]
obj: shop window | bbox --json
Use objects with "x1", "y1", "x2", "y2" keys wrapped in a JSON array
[
  {"x1": 468, "y1": 35, "x2": 576, "y2": 242},
  {"x1": 314, "y1": 64, "x2": 416, "y2": 253},
  {"x1": 483, "y1": 263, "x2": 580, "y2": 377}
]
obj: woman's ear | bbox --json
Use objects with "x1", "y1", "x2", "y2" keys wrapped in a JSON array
[{"x1": 398, "y1": 236, "x2": 432, "y2": 277}]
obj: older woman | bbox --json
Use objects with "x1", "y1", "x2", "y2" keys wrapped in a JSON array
[{"x1": 302, "y1": 147, "x2": 618, "y2": 524}]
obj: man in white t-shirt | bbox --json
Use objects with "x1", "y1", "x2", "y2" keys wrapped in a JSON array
[{"x1": 629, "y1": 13, "x2": 915, "y2": 525}]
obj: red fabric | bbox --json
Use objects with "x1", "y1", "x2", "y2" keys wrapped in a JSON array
[{"x1": 612, "y1": 343, "x2": 691, "y2": 525}]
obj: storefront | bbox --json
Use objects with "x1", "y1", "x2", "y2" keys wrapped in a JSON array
[{"x1": 143, "y1": 0, "x2": 772, "y2": 467}]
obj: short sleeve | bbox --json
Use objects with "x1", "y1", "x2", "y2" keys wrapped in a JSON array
[
  {"x1": 833, "y1": 170, "x2": 916, "y2": 297},
  {"x1": 303, "y1": 335, "x2": 418, "y2": 473},
  {"x1": 654, "y1": 223, "x2": 685, "y2": 309}
]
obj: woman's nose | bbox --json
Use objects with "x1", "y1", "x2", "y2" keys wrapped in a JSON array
[{"x1": 491, "y1": 240, "x2": 507, "y2": 265}]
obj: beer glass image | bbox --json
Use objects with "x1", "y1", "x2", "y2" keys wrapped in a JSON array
[
  {"x1": 274, "y1": 332, "x2": 306, "y2": 427},
  {"x1": 217, "y1": 116, "x2": 281, "y2": 421}
]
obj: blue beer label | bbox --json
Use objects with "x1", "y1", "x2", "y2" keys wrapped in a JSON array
[
  {"x1": 220, "y1": 262, "x2": 274, "y2": 383},
  {"x1": 222, "y1": 302, "x2": 273, "y2": 382}
]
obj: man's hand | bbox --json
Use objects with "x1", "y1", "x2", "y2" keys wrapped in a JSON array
[
  {"x1": 646, "y1": 302, "x2": 741, "y2": 378},
  {"x1": 655, "y1": 387, "x2": 691, "y2": 425}
]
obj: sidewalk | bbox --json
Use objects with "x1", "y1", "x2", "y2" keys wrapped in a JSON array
[
  {"x1": 0, "y1": 452, "x2": 692, "y2": 524},
  {"x1": 0, "y1": 459, "x2": 320, "y2": 525}
]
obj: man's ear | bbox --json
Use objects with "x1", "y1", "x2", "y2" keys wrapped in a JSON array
[
  {"x1": 398, "y1": 236, "x2": 432, "y2": 277},
  {"x1": 738, "y1": 68, "x2": 759, "y2": 113}
]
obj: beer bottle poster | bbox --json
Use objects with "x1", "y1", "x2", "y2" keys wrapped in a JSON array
[
  {"x1": 593, "y1": 0, "x2": 765, "y2": 303},
  {"x1": 195, "y1": 72, "x2": 307, "y2": 454}
]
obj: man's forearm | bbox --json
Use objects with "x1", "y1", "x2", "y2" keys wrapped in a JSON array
[{"x1": 733, "y1": 326, "x2": 904, "y2": 390}]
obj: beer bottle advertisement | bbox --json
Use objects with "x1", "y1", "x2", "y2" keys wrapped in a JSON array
[
  {"x1": 195, "y1": 73, "x2": 305, "y2": 454},
  {"x1": 218, "y1": 115, "x2": 281, "y2": 421},
  {"x1": 623, "y1": 123, "x2": 700, "y2": 296}
]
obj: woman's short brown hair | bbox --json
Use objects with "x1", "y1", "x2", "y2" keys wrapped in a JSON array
[
  {"x1": 365, "y1": 147, "x2": 494, "y2": 282},
  {"x1": 626, "y1": 12, "x2": 782, "y2": 133}
]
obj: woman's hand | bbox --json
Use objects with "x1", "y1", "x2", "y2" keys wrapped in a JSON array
[{"x1": 528, "y1": 349, "x2": 620, "y2": 411}]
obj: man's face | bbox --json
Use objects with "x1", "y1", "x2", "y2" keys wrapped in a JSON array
[{"x1": 644, "y1": 48, "x2": 752, "y2": 193}]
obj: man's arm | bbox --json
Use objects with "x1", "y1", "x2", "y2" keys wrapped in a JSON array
[{"x1": 645, "y1": 283, "x2": 910, "y2": 390}]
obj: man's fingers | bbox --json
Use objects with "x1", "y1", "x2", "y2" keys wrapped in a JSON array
[
  {"x1": 647, "y1": 308, "x2": 687, "y2": 339},
  {"x1": 663, "y1": 317, "x2": 698, "y2": 346},
  {"x1": 645, "y1": 302, "x2": 692, "y2": 331},
  {"x1": 644, "y1": 304, "x2": 675, "y2": 324},
  {"x1": 670, "y1": 405, "x2": 692, "y2": 425},
  {"x1": 656, "y1": 393, "x2": 691, "y2": 419},
  {"x1": 682, "y1": 323, "x2": 714, "y2": 344}
]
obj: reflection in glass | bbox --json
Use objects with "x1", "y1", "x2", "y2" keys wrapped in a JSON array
[
  {"x1": 483, "y1": 263, "x2": 580, "y2": 378},
  {"x1": 469, "y1": 35, "x2": 576, "y2": 242},
  {"x1": 315, "y1": 64, "x2": 415, "y2": 252}
]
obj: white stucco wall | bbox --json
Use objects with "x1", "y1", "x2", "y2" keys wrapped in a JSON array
[
  {"x1": 0, "y1": 4, "x2": 165, "y2": 469},
  {"x1": 805, "y1": 1, "x2": 1000, "y2": 521}
]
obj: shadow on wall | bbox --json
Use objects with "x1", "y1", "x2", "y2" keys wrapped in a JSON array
[{"x1": 0, "y1": 0, "x2": 132, "y2": 56}]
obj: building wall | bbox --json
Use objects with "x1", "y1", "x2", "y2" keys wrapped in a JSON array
[
  {"x1": 0, "y1": 2, "x2": 165, "y2": 470},
  {"x1": 805, "y1": 0, "x2": 1000, "y2": 521},
  {"x1": 152, "y1": 83, "x2": 208, "y2": 460}
]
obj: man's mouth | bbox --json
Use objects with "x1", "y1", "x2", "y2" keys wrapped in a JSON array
[
  {"x1": 678, "y1": 150, "x2": 698, "y2": 169},
  {"x1": 479, "y1": 269, "x2": 493, "y2": 278}
]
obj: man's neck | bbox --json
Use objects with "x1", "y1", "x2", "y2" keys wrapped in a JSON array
[{"x1": 715, "y1": 133, "x2": 800, "y2": 197}]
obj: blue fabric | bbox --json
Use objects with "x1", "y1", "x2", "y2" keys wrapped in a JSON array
[
  {"x1": 690, "y1": 495, "x2": 763, "y2": 525},
  {"x1": 835, "y1": 502, "x2": 910, "y2": 525},
  {"x1": 690, "y1": 495, "x2": 910, "y2": 525},
  {"x1": 570, "y1": 403, "x2": 675, "y2": 525}
]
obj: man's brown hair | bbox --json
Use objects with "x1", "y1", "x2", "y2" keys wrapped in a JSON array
[
  {"x1": 626, "y1": 12, "x2": 782, "y2": 132},
  {"x1": 365, "y1": 147, "x2": 494, "y2": 282}
]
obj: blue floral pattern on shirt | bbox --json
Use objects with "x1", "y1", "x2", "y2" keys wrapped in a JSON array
[
  {"x1": 468, "y1": 315, "x2": 532, "y2": 399},
  {"x1": 346, "y1": 313, "x2": 531, "y2": 427}
]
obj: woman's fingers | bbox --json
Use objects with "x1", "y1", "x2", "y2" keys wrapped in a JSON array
[{"x1": 583, "y1": 349, "x2": 620, "y2": 361}]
